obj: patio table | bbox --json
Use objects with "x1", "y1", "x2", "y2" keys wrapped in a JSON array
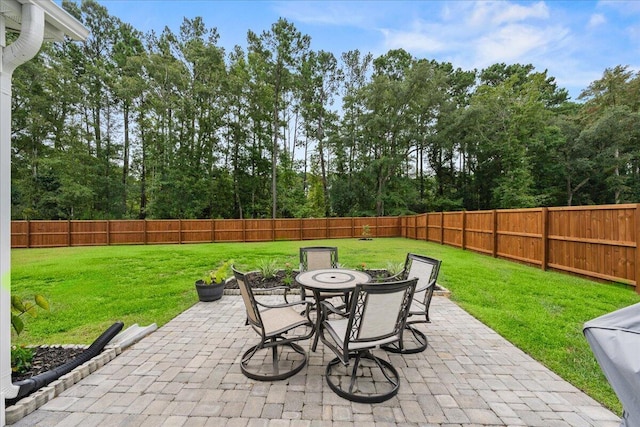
[{"x1": 295, "y1": 268, "x2": 371, "y2": 351}]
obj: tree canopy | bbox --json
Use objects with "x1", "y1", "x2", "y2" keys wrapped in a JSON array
[{"x1": 10, "y1": 0, "x2": 640, "y2": 220}]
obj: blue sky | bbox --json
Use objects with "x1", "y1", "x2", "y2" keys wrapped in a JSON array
[{"x1": 94, "y1": 0, "x2": 640, "y2": 101}]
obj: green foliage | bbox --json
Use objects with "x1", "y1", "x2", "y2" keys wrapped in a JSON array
[
  {"x1": 385, "y1": 260, "x2": 404, "y2": 276},
  {"x1": 11, "y1": 294, "x2": 50, "y2": 336},
  {"x1": 282, "y1": 262, "x2": 294, "y2": 286},
  {"x1": 202, "y1": 260, "x2": 232, "y2": 285},
  {"x1": 257, "y1": 258, "x2": 278, "y2": 280},
  {"x1": 10, "y1": 345, "x2": 34, "y2": 374},
  {"x1": 10, "y1": 4, "x2": 640, "y2": 220}
]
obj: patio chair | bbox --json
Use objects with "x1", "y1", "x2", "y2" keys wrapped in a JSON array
[
  {"x1": 299, "y1": 246, "x2": 347, "y2": 311},
  {"x1": 319, "y1": 278, "x2": 417, "y2": 403},
  {"x1": 233, "y1": 266, "x2": 314, "y2": 381},
  {"x1": 382, "y1": 253, "x2": 442, "y2": 354}
]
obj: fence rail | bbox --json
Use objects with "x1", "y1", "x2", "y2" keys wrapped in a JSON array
[{"x1": 11, "y1": 204, "x2": 640, "y2": 293}]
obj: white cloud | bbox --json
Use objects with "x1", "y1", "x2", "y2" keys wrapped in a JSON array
[
  {"x1": 491, "y1": 1, "x2": 549, "y2": 25},
  {"x1": 474, "y1": 24, "x2": 570, "y2": 67},
  {"x1": 588, "y1": 13, "x2": 607, "y2": 28},
  {"x1": 465, "y1": 1, "x2": 549, "y2": 28}
]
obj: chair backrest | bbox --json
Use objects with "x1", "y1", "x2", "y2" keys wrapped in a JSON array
[
  {"x1": 346, "y1": 279, "x2": 417, "y2": 345},
  {"x1": 300, "y1": 246, "x2": 338, "y2": 271},
  {"x1": 232, "y1": 266, "x2": 264, "y2": 333},
  {"x1": 402, "y1": 253, "x2": 441, "y2": 306}
]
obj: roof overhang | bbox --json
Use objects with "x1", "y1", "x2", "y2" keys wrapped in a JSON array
[{"x1": 0, "y1": 0, "x2": 88, "y2": 41}]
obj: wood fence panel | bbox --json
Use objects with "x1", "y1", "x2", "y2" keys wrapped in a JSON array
[
  {"x1": 464, "y1": 211, "x2": 493, "y2": 255},
  {"x1": 547, "y1": 205, "x2": 637, "y2": 285},
  {"x1": 27, "y1": 221, "x2": 69, "y2": 247},
  {"x1": 70, "y1": 221, "x2": 108, "y2": 246},
  {"x1": 301, "y1": 218, "x2": 328, "y2": 240},
  {"x1": 11, "y1": 221, "x2": 28, "y2": 248},
  {"x1": 426, "y1": 213, "x2": 441, "y2": 242},
  {"x1": 442, "y1": 212, "x2": 463, "y2": 247},
  {"x1": 376, "y1": 216, "x2": 401, "y2": 237},
  {"x1": 328, "y1": 218, "x2": 353, "y2": 239},
  {"x1": 109, "y1": 220, "x2": 146, "y2": 245},
  {"x1": 352, "y1": 218, "x2": 375, "y2": 238},
  {"x1": 274, "y1": 219, "x2": 301, "y2": 241},
  {"x1": 244, "y1": 219, "x2": 273, "y2": 242},
  {"x1": 496, "y1": 209, "x2": 543, "y2": 266},
  {"x1": 404, "y1": 215, "x2": 417, "y2": 240},
  {"x1": 181, "y1": 220, "x2": 213, "y2": 243},
  {"x1": 213, "y1": 219, "x2": 244, "y2": 242},
  {"x1": 145, "y1": 220, "x2": 180, "y2": 244}
]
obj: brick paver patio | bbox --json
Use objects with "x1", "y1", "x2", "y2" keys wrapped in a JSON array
[{"x1": 10, "y1": 296, "x2": 621, "y2": 426}]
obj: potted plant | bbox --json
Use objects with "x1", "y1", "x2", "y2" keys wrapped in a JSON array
[{"x1": 195, "y1": 260, "x2": 232, "y2": 302}]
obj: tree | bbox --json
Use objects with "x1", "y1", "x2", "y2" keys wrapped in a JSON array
[
  {"x1": 299, "y1": 50, "x2": 341, "y2": 217},
  {"x1": 247, "y1": 19, "x2": 310, "y2": 218}
]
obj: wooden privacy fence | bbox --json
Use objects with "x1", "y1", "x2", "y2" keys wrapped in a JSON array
[
  {"x1": 10, "y1": 204, "x2": 640, "y2": 292},
  {"x1": 10, "y1": 217, "x2": 398, "y2": 248},
  {"x1": 401, "y1": 204, "x2": 640, "y2": 292}
]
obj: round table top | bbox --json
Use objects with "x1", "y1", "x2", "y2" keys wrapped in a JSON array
[{"x1": 296, "y1": 268, "x2": 371, "y2": 292}]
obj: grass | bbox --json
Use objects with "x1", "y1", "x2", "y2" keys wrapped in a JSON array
[{"x1": 11, "y1": 237, "x2": 640, "y2": 414}]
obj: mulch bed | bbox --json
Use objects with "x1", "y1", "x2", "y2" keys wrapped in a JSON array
[{"x1": 11, "y1": 346, "x2": 86, "y2": 383}]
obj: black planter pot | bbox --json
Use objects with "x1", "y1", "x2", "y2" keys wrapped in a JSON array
[{"x1": 195, "y1": 280, "x2": 225, "y2": 302}]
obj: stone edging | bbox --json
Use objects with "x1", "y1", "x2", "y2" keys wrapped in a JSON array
[{"x1": 6, "y1": 323, "x2": 157, "y2": 425}]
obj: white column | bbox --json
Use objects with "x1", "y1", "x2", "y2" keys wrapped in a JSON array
[{"x1": 0, "y1": 5, "x2": 45, "y2": 425}]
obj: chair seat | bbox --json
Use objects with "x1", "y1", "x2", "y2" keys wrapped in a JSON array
[
  {"x1": 262, "y1": 306, "x2": 310, "y2": 337},
  {"x1": 325, "y1": 318, "x2": 399, "y2": 350}
]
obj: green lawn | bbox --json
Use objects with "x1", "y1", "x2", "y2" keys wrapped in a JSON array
[{"x1": 11, "y1": 237, "x2": 640, "y2": 414}]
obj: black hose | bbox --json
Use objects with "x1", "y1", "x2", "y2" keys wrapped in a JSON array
[{"x1": 7, "y1": 321, "x2": 124, "y2": 405}]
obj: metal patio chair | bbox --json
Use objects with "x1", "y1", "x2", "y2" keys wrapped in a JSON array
[
  {"x1": 299, "y1": 246, "x2": 347, "y2": 311},
  {"x1": 319, "y1": 278, "x2": 418, "y2": 403},
  {"x1": 382, "y1": 253, "x2": 442, "y2": 354},
  {"x1": 233, "y1": 266, "x2": 314, "y2": 381}
]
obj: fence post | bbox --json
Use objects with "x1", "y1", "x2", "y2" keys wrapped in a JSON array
[
  {"x1": 440, "y1": 212, "x2": 444, "y2": 245},
  {"x1": 541, "y1": 208, "x2": 549, "y2": 271},
  {"x1": 179, "y1": 219, "x2": 182, "y2": 244},
  {"x1": 211, "y1": 218, "x2": 215, "y2": 243},
  {"x1": 461, "y1": 211, "x2": 466, "y2": 250},
  {"x1": 492, "y1": 210, "x2": 498, "y2": 258},
  {"x1": 26, "y1": 220, "x2": 30, "y2": 248},
  {"x1": 67, "y1": 219, "x2": 71, "y2": 247},
  {"x1": 106, "y1": 220, "x2": 110, "y2": 245},
  {"x1": 635, "y1": 204, "x2": 640, "y2": 294},
  {"x1": 144, "y1": 219, "x2": 147, "y2": 244},
  {"x1": 424, "y1": 214, "x2": 428, "y2": 241}
]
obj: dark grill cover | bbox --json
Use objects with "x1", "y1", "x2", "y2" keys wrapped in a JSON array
[{"x1": 584, "y1": 302, "x2": 640, "y2": 427}]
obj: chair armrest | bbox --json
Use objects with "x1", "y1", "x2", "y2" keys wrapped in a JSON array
[
  {"x1": 320, "y1": 300, "x2": 349, "y2": 318},
  {"x1": 378, "y1": 271, "x2": 404, "y2": 282},
  {"x1": 414, "y1": 280, "x2": 436, "y2": 294}
]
